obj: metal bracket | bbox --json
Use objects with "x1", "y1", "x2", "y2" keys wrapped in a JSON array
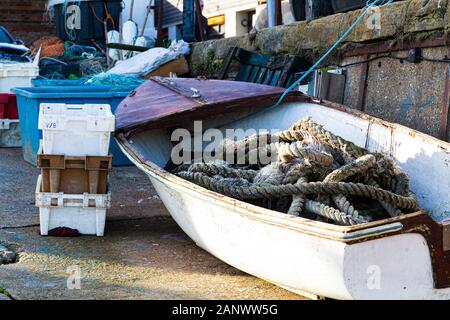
[{"x1": 151, "y1": 77, "x2": 208, "y2": 104}]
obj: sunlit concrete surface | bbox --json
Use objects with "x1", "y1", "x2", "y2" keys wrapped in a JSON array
[{"x1": 0, "y1": 148, "x2": 304, "y2": 300}]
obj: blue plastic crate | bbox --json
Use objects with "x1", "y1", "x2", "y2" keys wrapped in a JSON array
[{"x1": 13, "y1": 86, "x2": 135, "y2": 166}]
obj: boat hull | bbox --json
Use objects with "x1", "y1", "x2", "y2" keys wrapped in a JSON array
[
  {"x1": 116, "y1": 140, "x2": 449, "y2": 299},
  {"x1": 115, "y1": 92, "x2": 450, "y2": 299},
  {"x1": 150, "y1": 168, "x2": 448, "y2": 299}
]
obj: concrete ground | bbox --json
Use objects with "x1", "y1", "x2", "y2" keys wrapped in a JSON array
[{"x1": 0, "y1": 148, "x2": 304, "y2": 300}]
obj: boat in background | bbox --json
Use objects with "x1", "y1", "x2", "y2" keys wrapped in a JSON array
[{"x1": 115, "y1": 77, "x2": 450, "y2": 299}]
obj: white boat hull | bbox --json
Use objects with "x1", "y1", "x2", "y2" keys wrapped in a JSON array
[
  {"x1": 141, "y1": 170, "x2": 447, "y2": 299},
  {"x1": 116, "y1": 100, "x2": 450, "y2": 299}
]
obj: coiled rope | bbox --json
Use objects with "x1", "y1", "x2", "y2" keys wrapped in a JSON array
[
  {"x1": 175, "y1": 118, "x2": 419, "y2": 226},
  {"x1": 177, "y1": 172, "x2": 418, "y2": 210}
]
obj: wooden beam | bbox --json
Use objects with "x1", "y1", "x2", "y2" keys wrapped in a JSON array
[
  {"x1": 356, "y1": 54, "x2": 369, "y2": 111},
  {"x1": 342, "y1": 34, "x2": 450, "y2": 57},
  {"x1": 439, "y1": 63, "x2": 450, "y2": 141},
  {"x1": 106, "y1": 43, "x2": 148, "y2": 52},
  {"x1": 274, "y1": 0, "x2": 282, "y2": 26},
  {"x1": 156, "y1": 0, "x2": 164, "y2": 47},
  {"x1": 195, "y1": 0, "x2": 206, "y2": 41}
]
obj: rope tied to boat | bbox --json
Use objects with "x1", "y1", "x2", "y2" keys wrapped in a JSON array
[{"x1": 174, "y1": 118, "x2": 419, "y2": 226}]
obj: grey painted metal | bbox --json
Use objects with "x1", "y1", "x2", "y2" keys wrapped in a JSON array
[
  {"x1": 182, "y1": 0, "x2": 197, "y2": 41},
  {"x1": 267, "y1": 0, "x2": 276, "y2": 27}
]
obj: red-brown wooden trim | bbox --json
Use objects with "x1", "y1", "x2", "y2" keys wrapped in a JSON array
[
  {"x1": 275, "y1": 0, "x2": 282, "y2": 26},
  {"x1": 440, "y1": 59, "x2": 450, "y2": 141}
]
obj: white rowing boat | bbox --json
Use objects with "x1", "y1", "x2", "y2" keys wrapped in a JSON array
[{"x1": 115, "y1": 77, "x2": 449, "y2": 300}]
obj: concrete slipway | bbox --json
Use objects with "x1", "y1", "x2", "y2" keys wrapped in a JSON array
[{"x1": 0, "y1": 148, "x2": 303, "y2": 300}]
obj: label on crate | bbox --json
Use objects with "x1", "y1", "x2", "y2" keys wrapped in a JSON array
[{"x1": 44, "y1": 122, "x2": 58, "y2": 129}]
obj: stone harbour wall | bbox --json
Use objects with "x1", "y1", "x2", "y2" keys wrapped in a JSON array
[
  {"x1": 189, "y1": 0, "x2": 450, "y2": 142},
  {"x1": 342, "y1": 47, "x2": 449, "y2": 139}
]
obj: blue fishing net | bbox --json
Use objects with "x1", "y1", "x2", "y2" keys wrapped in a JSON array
[
  {"x1": 34, "y1": 73, "x2": 145, "y2": 87},
  {"x1": 85, "y1": 73, "x2": 145, "y2": 86}
]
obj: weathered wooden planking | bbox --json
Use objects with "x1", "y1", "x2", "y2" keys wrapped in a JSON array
[
  {"x1": 115, "y1": 77, "x2": 301, "y2": 134},
  {"x1": 219, "y1": 47, "x2": 310, "y2": 88}
]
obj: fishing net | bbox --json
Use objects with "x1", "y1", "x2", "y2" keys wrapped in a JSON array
[
  {"x1": 84, "y1": 73, "x2": 145, "y2": 86},
  {"x1": 64, "y1": 42, "x2": 101, "y2": 61},
  {"x1": 78, "y1": 57, "x2": 107, "y2": 77},
  {"x1": 0, "y1": 54, "x2": 31, "y2": 63},
  {"x1": 32, "y1": 36, "x2": 65, "y2": 58},
  {"x1": 35, "y1": 73, "x2": 144, "y2": 87},
  {"x1": 174, "y1": 118, "x2": 419, "y2": 226}
]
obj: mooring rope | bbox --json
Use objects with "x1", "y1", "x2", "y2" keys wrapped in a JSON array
[
  {"x1": 175, "y1": 118, "x2": 418, "y2": 225},
  {"x1": 177, "y1": 172, "x2": 418, "y2": 210},
  {"x1": 304, "y1": 199, "x2": 369, "y2": 226}
]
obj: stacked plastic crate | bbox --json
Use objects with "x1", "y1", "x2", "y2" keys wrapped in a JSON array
[
  {"x1": 35, "y1": 103, "x2": 115, "y2": 237},
  {"x1": 0, "y1": 62, "x2": 39, "y2": 147}
]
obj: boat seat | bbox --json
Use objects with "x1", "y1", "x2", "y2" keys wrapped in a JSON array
[{"x1": 218, "y1": 47, "x2": 310, "y2": 88}]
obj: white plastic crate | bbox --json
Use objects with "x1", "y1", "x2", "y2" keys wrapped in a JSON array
[
  {"x1": 35, "y1": 175, "x2": 111, "y2": 237},
  {"x1": 38, "y1": 103, "x2": 115, "y2": 156},
  {"x1": 0, "y1": 62, "x2": 39, "y2": 93},
  {"x1": 0, "y1": 119, "x2": 21, "y2": 147}
]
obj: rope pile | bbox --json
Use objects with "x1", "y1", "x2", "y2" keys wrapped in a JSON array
[{"x1": 174, "y1": 118, "x2": 419, "y2": 226}]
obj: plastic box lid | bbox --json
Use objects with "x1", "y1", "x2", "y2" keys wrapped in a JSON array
[
  {"x1": 12, "y1": 86, "x2": 133, "y2": 99},
  {"x1": 0, "y1": 63, "x2": 39, "y2": 78},
  {"x1": 38, "y1": 103, "x2": 115, "y2": 132}
]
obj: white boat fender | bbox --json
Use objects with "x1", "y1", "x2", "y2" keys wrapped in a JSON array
[
  {"x1": 107, "y1": 30, "x2": 121, "y2": 61},
  {"x1": 122, "y1": 0, "x2": 138, "y2": 46},
  {"x1": 135, "y1": 0, "x2": 156, "y2": 49},
  {"x1": 122, "y1": 20, "x2": 138, "y2": 46}
]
